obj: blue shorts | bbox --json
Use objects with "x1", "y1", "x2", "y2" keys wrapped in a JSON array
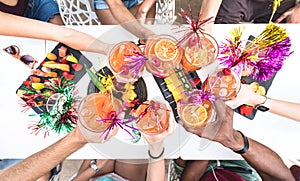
[
  {"x1": 0, "y1": 159, "x2": 22, "y2": 170},
  {"x1": 94, "y1": 0, "x2": 140, "y2": 10},
  {"x1": 23, "y1": 0, "x2": 60, "y2": 22}
]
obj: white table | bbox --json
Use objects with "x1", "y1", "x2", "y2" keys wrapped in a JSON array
[{"x1": 0, "y1": 24, "x2": 300, "y2": 160}]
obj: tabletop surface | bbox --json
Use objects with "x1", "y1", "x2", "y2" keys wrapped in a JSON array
[{"x1": 0, "y1": 24, "x2": 300, "y2": 160}]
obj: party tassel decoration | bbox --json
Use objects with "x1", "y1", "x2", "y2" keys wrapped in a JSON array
[
  {"x1": 26, "y1": 77, "x2": 78, "y2": 136},
  {"x1": 122, "y1": 51, "x2": 147, "y2": 80},
  {"x1": 96, "y1": 102, "x2": 138, "y2": 141},
  {"x1": 218, "y1": 23, "x2": 292, "y2": 81},
  {"x1": 270, "y1": 0, "x2": 283, "y2": 22},
  {"x1": 172, "y1": 5, "x2": 218, "y2": 71}
]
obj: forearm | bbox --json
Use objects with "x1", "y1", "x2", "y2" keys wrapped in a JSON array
[
  {"x1": 137, "y1": 0, "x2": 156, "y2": 15},
  {"x1": 0, "y1": 12, "x2": 112, "y2": 55},
  {"x1": 200, "y1": 0, "x2": 222, "y2": 20},
  {"x1": 226, "y1": 131, "x2": 294, "y2": 181},
  {"x1": 0, "y1": 130, "x2": 86, "y2": 181},
  {"x1": 55, "y1": 26, "x2": 113, "y2": 55},
  {"x1": 106, "y1": 1, "x2": 154, "y2": 39},
  {"x1": 200, "y1": 0, "x2": 222, "y2": 32},
  {"x1": 248, "y1": 93, "x2": 300, "y2": 122},
  {"x1": 269, "y1": 99, "x2": 300, "y2": 122},
  {"x1": 146, "y1": 142, "x2": 165, "y2": 181}
]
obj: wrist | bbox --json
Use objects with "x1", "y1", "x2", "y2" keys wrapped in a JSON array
[
  {"x1": 89, "y1": 160, "x2": 100, "y2": 173},
  {"x1": 223, "y1": 130, "x2": 245, "y2": 151},
  {"x1": 148, "y1": 141, "x2": 164, "y2": 153},
  {"x1": 251, "y1": 94, "x2": 267, "y2": 106},
  {"x1": 148, "y1": 142, "x2": 164, "y2": 159},
  {"x1": 232, "y1": 131, "x2": 249, "y2": 154}
]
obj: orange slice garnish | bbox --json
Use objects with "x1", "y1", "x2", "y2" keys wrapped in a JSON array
[
  {"x1": 154, "y1": 38, "x2": 178, "y2": 61},
  {"x1": 181, "y1": 104, "x2": 207, "y2": 127}
]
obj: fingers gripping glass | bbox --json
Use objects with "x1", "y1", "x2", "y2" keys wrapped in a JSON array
[{"x1": 3, "y1": 45, "x2": 38, "y2": 69}]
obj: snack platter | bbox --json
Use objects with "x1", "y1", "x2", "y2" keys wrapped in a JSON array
[{"x1": 16, "y1": 43, "x2": 92, "y2": 114}]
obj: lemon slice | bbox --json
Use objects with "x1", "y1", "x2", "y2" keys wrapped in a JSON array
[
  {"x1": 154, "y1": 38, "x2": 178, "y2": 61},
  {"x1": 184, "y1": 45, "x2": 207, "y2": 67}
]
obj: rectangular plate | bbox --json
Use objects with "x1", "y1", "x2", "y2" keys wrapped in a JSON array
[
  {"x1": 16, "y1": 43, "x2": 92, "y2": 114},
  {"x1": 153, "y1": 66, "x2": 202, "y2": 122}
]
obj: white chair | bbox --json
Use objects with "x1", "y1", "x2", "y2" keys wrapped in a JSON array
[
  {"x1": 156, "y1": 0, "x2": 176, "y2": 24},
  {"x1": 57, "y1": 0, "x2": 101, "y2": 25},
  {"x1": 57, "y1": 0, "x2": 175, "y2": 25}
]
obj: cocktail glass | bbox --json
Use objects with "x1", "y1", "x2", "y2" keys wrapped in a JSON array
[
  {"x1": 144, "y1": 34, "x2": 183, "y2": 78},
  {"x1": 202, "y1": 68, "x2": 241, "y2": 100},
  {"x1": 77, "y1": 93, "x2": 121, "y2": 141},
  {"x1": 180, "y1": 32, "x2": 219, "y2": 72},
  {"x1": 177, "y1": 89, "x2": 216, "y2": 129},
  {"x1": 133, "y1": 100, "x2": 170, "y2": 135},
  {"x1": 108, "y1": 41, "x2": 144, "y2": 83}
]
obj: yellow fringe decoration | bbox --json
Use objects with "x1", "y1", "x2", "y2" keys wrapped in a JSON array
[
  {"x1": 270, "y1": 0, "x2": 283, "y2": 22},
  {"x1": 252, "y1": 22, "x2": 288, "y2": 48},
  {"x1": 229, "y1": 26, "x2": 246, "y2": 43}
]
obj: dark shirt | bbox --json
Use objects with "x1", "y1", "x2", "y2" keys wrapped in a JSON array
[{"x1": 0, "y1": 0, "x2": 29, "y2": 16}]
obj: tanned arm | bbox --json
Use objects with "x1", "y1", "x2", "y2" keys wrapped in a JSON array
[
  {"x1": 0, "y1": 128, "x2": 87, "y2": 181},
  {"x1": 0, "y1": 11, "x2": 113, "y2": 55}
]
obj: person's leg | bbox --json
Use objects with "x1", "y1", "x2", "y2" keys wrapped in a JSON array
[
  {"x1": 216, "y1": 0, "x2": 249, "y2": 23},
  {"x1": 114, "y1": 159, "x2": 148, "y2": 181},
  {"x1": 94, "y1": 0, "x2": 119, "y2": 24},
  {"x1": 23, "y1": 0, "x2": 64, "y2": 25},
  {"x1": 180, "y1": 160, "x2": 209, "y2": 180}
]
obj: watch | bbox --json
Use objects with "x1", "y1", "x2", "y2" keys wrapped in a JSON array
[
  {"x1": 89, "y1": 159, "x2": 100, "y2": 172},
  {"x1": 255, "y1": 96, "x2": 272, "y2": 112}
]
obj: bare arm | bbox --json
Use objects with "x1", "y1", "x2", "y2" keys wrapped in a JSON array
[
  {"x1": 200, "y1": 0, "x2": 223, "y2": 33},
  {"x1": 228, "y1": 131, "x2": 295, "y2": 181},
  {"x1": 226, "y1": 84, "x2": 300, "y2": 122},
  {"x1": 142, "y1": 109, "x2": 175, "y2": 181},
  {"x1": 0, "y1": 11, "x2": 113, "y2": 55},
  {"x1": 183, "y1": 106, "x2": 295, "y2": 181},
  {"x1": 0, "y1": 127, "x2": 87, "y2": 181},
  {"x1": 146, "y1": 142, "x2": 165, "y2": 181},
  {"x1": 268, "y1": 99, "x2": 300, "y2": 122},
  {"x1": 105, "y1": 0, "x2": 155, "y2": 40},
  {"x1": 135, "y1": 0, "x2": 156, "y2": 21}
]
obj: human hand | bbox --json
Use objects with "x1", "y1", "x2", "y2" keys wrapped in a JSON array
[
  {"x1": 225, "y1": 84, "x2": 266, "y2": 109},
  {"x1": 75, "y1": 120, "x2": 119, "y2": 143},
  {"x1": 141, "y1": 106, "x2": 176, "y2": 146},
  {"x1": 275, "y1": 3, "x2": 300, "y2": 23},
  {"x1": 181, "y1": 101, "x2": 244, "y2": 151}
]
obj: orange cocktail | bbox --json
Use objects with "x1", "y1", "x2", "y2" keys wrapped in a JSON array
[
  {"x1": 77, "y1": 93, "x2": 118, "y2": 133},
  {"x1": 109, "y1": 41, "x2": 143, "y2": 83},
  {"x1": 181, "y1": 33, "x2": 218, "y2": 72},
  {"x1": 177, "y1": 91, "x2": 215, "y2": 128},
  {"x1": 133, "y1": 100, "x2": 169, "y2": 135},
  {"x1": 144, "y1": 35, "x2": 183, "y2": 78},
  {"x1": 202, "y1": 68, "x2": 241, "y2": 100}
]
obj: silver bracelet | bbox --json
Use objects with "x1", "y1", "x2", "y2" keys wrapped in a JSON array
[{"x1": 89, "y1": 159, "x2": 100, "y2": 172}]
